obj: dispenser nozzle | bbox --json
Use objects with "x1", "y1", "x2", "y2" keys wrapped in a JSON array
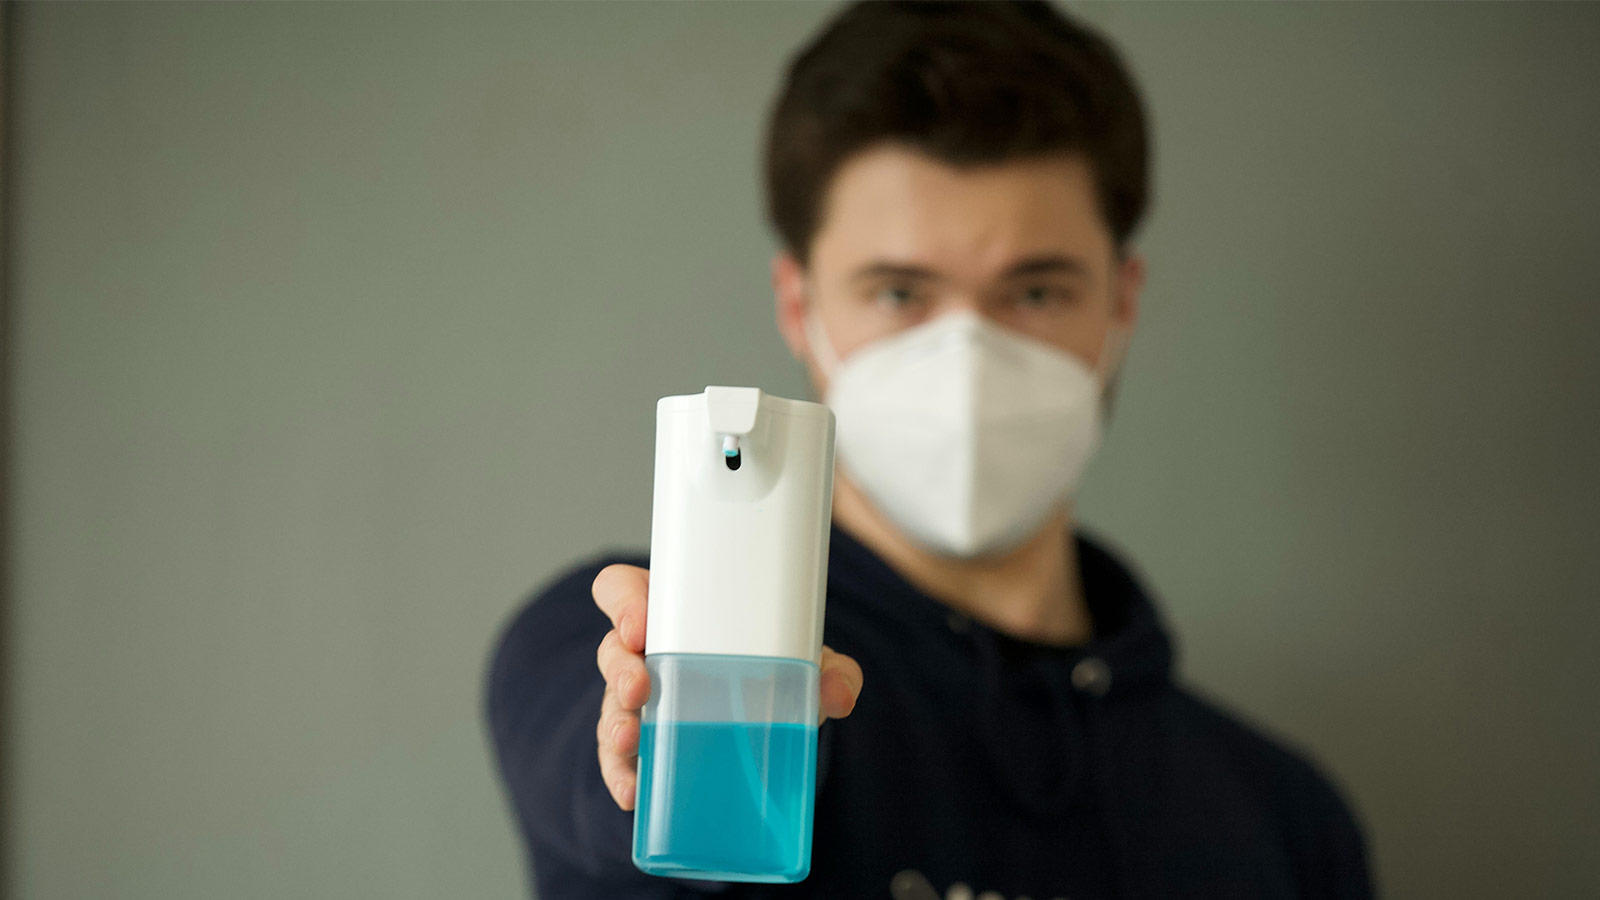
[{"x1": 704, "y1": 386, "x2": 759, "y2": 471}]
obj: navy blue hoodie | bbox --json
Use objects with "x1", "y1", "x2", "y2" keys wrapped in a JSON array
[{"x1": 486, "y1": 523, "x2": 1373, "y2": 898}]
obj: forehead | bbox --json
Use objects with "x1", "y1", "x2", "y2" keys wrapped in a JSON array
[{"x1": 810, "y1": 144, "x2": 1113, "y2": 274}]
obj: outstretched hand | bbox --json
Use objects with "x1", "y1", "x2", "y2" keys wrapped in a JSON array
[{"x1": 590, "y1": 562, "x2": 863, "y2": 810}]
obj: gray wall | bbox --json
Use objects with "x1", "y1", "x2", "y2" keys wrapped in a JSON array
[{"x1": 5, "y1": 2, "x2": 1596, "y2": 897}]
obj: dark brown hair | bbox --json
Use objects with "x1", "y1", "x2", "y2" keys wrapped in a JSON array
[{"x1": 764, "y1": 0, "x2": 1151, "y2": 265}]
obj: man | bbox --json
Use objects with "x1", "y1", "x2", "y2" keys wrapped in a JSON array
[{"x1": 487, "y1": 2, "x2": 1373, "y2": 897}]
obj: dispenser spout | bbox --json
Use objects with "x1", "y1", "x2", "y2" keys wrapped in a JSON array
[{"x1": 705, "y1": 386, "x2": 761, "y2": 471}]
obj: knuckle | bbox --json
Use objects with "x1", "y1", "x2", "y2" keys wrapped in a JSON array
[{"x1": 626, "y1": 666, "x2": 653, "y2": 707}]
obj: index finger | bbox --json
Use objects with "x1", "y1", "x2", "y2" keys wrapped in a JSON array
[{"x1": 592, "y1": 564, "x2": 649, "y2": 652}]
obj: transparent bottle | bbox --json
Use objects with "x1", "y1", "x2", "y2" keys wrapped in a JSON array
[
  {"x1": 633, "y1": 654, "x2": 819, "y2": 881},
  {"x1": 632, "y1": 387, "x2": 835, "y2": 883}
]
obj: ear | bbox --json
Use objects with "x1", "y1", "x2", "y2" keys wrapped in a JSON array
[
  {"x1": 773, "y1": 251, "x2": 811, "y2": 363},
  {"x1": 1112, "y1": 249, "x2": 1145, "y2": 334},
  {"x1": 1100, "y1": 250, "x2": 1146, "y2": 419}
]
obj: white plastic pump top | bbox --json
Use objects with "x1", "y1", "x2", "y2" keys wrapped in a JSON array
[{"x1": 646, "y1": 386, "x2": 836, "y2": 664}]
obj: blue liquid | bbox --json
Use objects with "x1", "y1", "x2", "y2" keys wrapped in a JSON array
[{"x1": 633, "y1": 720, "x2": 817, "y2": 883}]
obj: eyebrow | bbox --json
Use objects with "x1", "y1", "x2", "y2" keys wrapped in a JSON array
[
  {"x1": 1000, "y1": 254, "x2": 1090, "y2": 279},
  {"x1": 847, "y1": 262, "x2": 940, "y2": 284},
  {"x1": 847, "y1": 254, "x2": 1090, "y2": 284}
]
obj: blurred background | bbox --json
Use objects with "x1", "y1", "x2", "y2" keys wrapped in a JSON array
[{"x1": 3, "y1": 1, "x2": 1597, "y2": 897}]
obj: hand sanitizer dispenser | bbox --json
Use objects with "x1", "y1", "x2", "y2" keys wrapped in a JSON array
[{"x1": 632, "y1": 385, "x2": 836, "y2": 883}]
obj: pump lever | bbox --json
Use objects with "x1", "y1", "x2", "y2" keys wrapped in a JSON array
[{"x1": 704, "y1": 386, "x2": 762, "y2": 435}]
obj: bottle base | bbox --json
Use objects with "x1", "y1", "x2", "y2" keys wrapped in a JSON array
[{"x1": 631, "y1": 856, "x2": 811, "y2": 885}]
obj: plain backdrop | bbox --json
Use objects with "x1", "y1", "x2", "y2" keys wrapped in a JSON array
[{"x1": 5, "y1": 2, "x2": 1598, "y2": 897}]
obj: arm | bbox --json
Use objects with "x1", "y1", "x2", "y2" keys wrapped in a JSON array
[{"x1": 1291, "y1": 775, "x2": 1375, "y2": 900}]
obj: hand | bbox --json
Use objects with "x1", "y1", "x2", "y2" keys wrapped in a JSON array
[{"x1": 591, "y1": 562, "x2": 863, "y2": 811}]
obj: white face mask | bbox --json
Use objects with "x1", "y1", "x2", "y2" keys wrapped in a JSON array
[{"x1": 806, "y1": 308, "x2": 1123, "y2": 559}]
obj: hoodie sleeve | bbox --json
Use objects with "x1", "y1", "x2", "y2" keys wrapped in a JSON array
[
  {"x1": 484, "y1": 555, "x2": 646, "y2": 890},
  {"x1": 1289, "y1": 767, "x2": 1376, "y2": 900},
  {"x1": 1242, "y1": 714, "x2": 1375, "y2": 900}
]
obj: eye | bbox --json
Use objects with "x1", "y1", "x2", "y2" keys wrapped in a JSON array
[
  {"x1": 1015, "y1": 284, "x2": 1074, "y2": 308},
  {"x1": 874, "y1": 283, "x2": 923, "y2": 310}
]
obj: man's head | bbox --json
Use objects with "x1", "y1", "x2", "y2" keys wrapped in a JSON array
[{"x1": 763, "y1": 0, "x2": 1151, "y2": 396}]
